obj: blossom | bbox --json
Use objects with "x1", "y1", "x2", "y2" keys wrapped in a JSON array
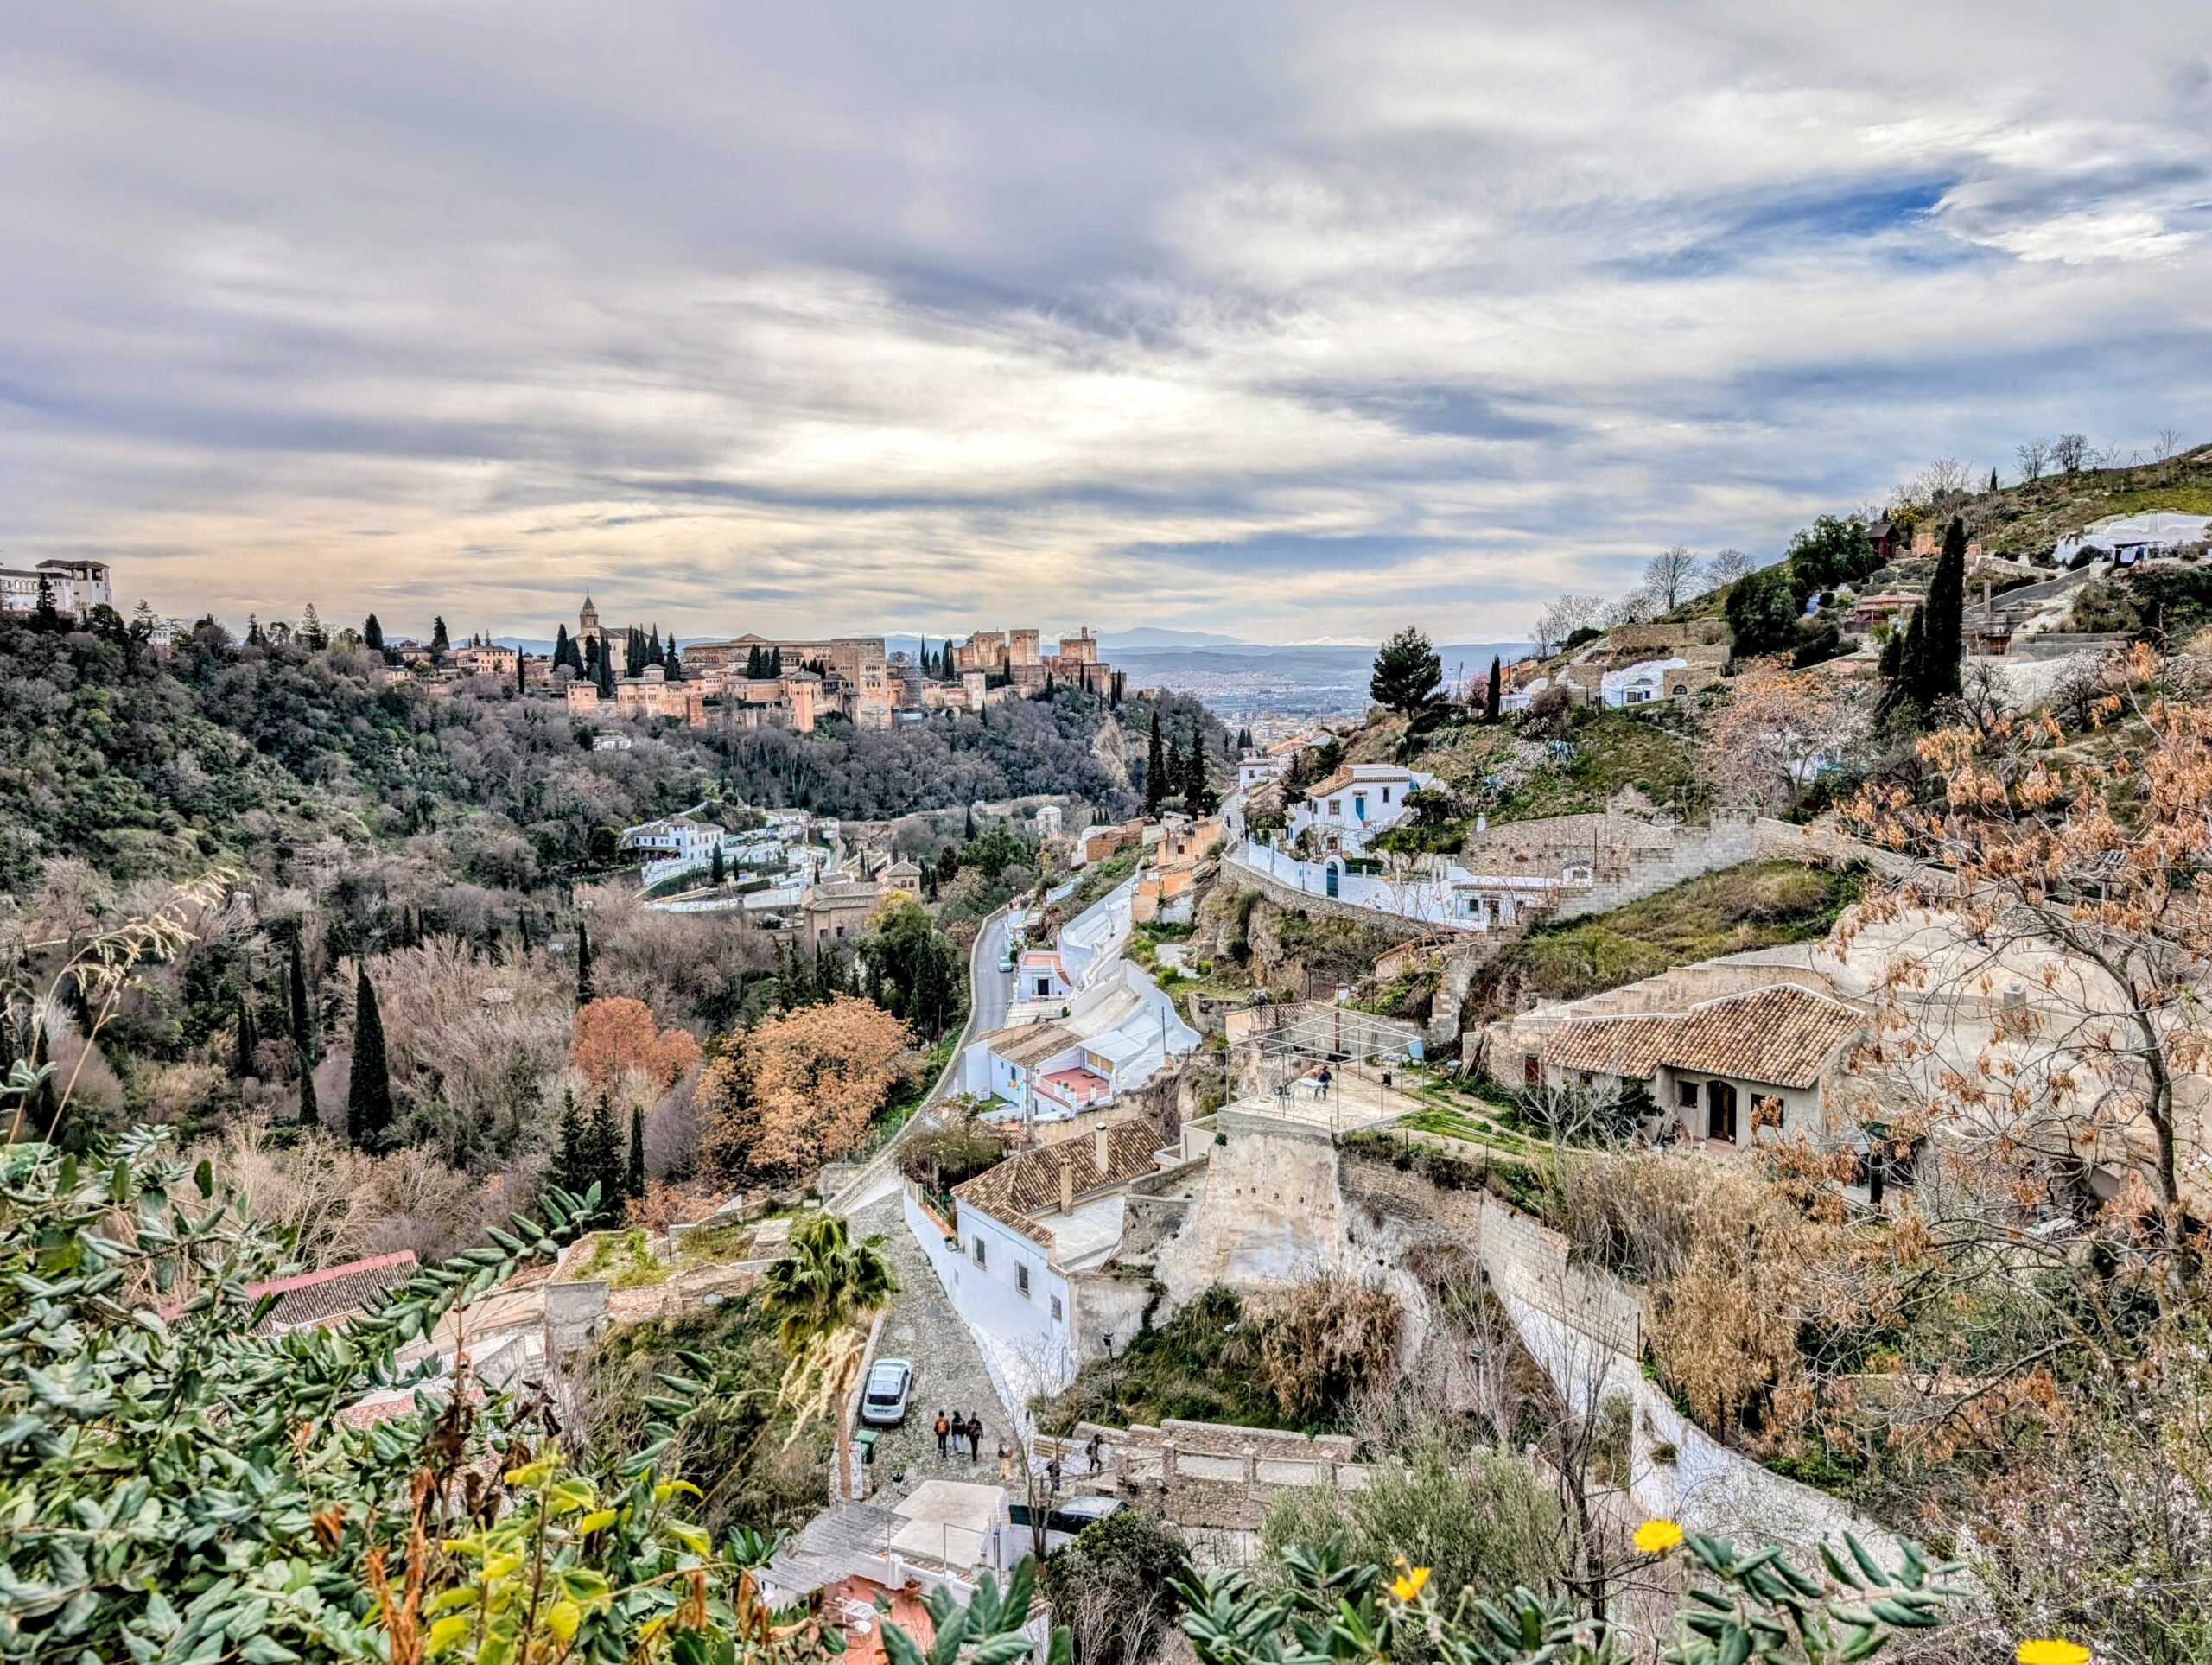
[
  {"x1": 1389, "y1": 1565, "x2": 1430, "y2": 1602},
  {"x1": 1633, "y1": 1519, "x2": 1684, "y2": 1554},
  {"x1": 2016, "y1": 1642, "x2": 2090, "y2": 1665}
]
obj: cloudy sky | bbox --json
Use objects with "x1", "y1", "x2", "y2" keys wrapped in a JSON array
[{"x1": 3, "y1": 3, "x2": 2209, "y2": 643}]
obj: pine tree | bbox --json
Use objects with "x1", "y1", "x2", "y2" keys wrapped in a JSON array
[
  {"x1": 1144, "y1": 709, "x2": 1167, "y2": 815},
  {"x1": 575, "y1": 918, "x2": 594, "y2": 1004},
  {"x1": 246, "y1": 614, "x2": 265, "y2": 647},
  {"x1": 347, "y1": 965, "x2": 393, "y2": 1147},
  {"x1": 626, "y1": 1103, "x2": 646, "y2": 1202},
  {"x1": 1484, "y1": 656, "x2": 1503, "y2": 723},
  {"x1": 301, "y1": 604, "x2": 327, "y2": 650},
  {"x1": 430, "y1": 616, "x2": 450, "y2": 653}
]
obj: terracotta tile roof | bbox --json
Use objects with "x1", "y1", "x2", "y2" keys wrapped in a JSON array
[
  {"x1": 1541, "y1": 1014, "x2": 1678, "y2": 1080},
  {"x1": 953, "y1": 1119, "x2": 1164, "y2": 1230},
  {"x1": 1660, "y1": 986, "x2": 1864, "y2": 1090},
  {"x1": 1301, "y1": 766, "x2": 1358, "y2": 801},
  {"x1": 248, "y1": 1249, "x2": 419, "y2": 1334}
]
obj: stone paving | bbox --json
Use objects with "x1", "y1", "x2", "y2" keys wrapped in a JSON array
[{"x1": 850, "y1": 1196, "x2": 1019, "y2": 1502}]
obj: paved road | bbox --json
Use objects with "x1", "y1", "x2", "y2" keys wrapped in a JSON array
[
  {"x1": 830, "y1": 906, "x2": 1015, "y2": 1215},
  {"x1": 969, "y1": 910, "x2": 1014, "y2": 1039},
  {"x1": 850, "y1": 1194, "x2": 1016, "y2": 1501}
]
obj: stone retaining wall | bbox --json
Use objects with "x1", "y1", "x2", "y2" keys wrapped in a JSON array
[
  {"x1": 1548, "y1": 815, "x2": 1757, "y2": 922},
  {"x1": 1218, "y1": 861, "x2": 1440, "y2": 944}
]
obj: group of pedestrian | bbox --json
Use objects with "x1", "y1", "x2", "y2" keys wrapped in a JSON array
[{"x1": 932, "y1": 1408, "x2": 986, "y2": 1463}]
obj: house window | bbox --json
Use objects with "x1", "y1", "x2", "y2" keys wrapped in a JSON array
[
  {"x1": 971, "y1": 1235, "x2": 987, "y2": 1268},
  {"x1": 1328, "y1": 798, "x2": 1341, "y2": 817},
  {"x1": 1524, "y1": 1053, "x2": 1541, "y2": 1085},
  {"x1": 1051, "y1": 1294, "x2": 1064, "y2": 1321},
  {"x1": 1017, "y1": 1263, "x2": 1031, "y2": 1297},
  {"x1": 1677, "y1": 1078, "x2": 1699, "y2": 1109},
  {"x1": 1382, "y1": 786, "x2": 1392, "y2": 804}
]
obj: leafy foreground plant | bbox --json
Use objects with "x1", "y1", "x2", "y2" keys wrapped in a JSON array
[
  {"x1": 1179, "y1": 1528, "x2": 1972, "y2": 1665},
  {"x1": 0, "y1": 1128, "x2": 804, "y2": 1664}
]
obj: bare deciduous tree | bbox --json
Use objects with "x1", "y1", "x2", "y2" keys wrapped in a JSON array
[
  {"x1": 2015, "y1": 437, "x2": 2051, "y2": 481},
  {"x1": 2051, "y1": 432, "x2": 2091, "y2": 473},
  {"x1": 1703, "y1": 548, "x2": 1755, "y2": 588},
  {"x1": 1532, "y1": 593, "x2": 1606, "y2": 658},
  {"x1": 2153, "y1": 428, "x2": 2185, "y2": 463},
  {"x1": 1644, "y1": 545, "x2": 1701, "y2": 611}
]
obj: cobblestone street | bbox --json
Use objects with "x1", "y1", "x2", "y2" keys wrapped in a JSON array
[{"x1": 850, "y1": 1197, "x2": 1018, "y2": 1503}]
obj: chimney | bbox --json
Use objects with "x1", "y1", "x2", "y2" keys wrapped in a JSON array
[
  {"x1": 1058, "y1": 1153, "x2": 1076, "y2": 1217},
  {"x1": 1094, "y1": 1123, "x2": 1111, "y2": 1172}
]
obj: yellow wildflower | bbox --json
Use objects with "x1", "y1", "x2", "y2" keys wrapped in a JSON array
[
  {"x1": 2016, "y1": 1642, "x2": 2090, "y2": 1665},
  {"x1": 1389, "y1": 1565, "x2": 1430, "y2": 1602},
  {"x1": 1632, "y1": 1519, "x2": 1684, "y2": 1554}
]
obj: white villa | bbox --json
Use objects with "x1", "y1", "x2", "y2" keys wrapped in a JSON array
[{"x1": 1287, "y1": 763, "x2": 1436, "y2": 855}]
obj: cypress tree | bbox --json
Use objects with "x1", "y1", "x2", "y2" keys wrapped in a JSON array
[
  {"x1": 1144, "y1": 710, "x2": 1166, "y2": 815},
  {"x1": 626, "y1": 1103, "x2": 646, "y2": 1202},
  {"x1": 555, "y1": 622, "x2": 572, "y2": 670},
  {"x1": 1917, "y1": 516, "x2": 1967, "y2": 707},
  {"x1": 431, "y1": 616, "x2": 450, "y2": 653},
  {"x1": 553, "y1": 1089, "x2": 584, "y2": 1195},
  {"x1": 575, "y1": 918, "x2": 594, "y2": 1005},
  {"x1": 365, "y1": 613, "x2": 384, "y2": 651},
  {"x1": 710, "y1": 843, "x2": 727, "y2": 885},
  {"x1": 587, "y1": 1094, "x2": 621, "y2": 1217},
  {"x1": 289, "y1": 933, "x2": 317, "y2": 1122},
  {"x1": 1184, "y1": 730, "x2": 1217, "y2": 815},
  {"x1": 1163, "y1": 731, "x2": 1185, "y2": 808},
  {"x1": 516, "y1": 650, "x2": 526, "y2": 693},
  {"x1": 346, "y1": 965, "x2": 393, "y2": 1147},
  {"x1": 1484, "y1": 656, "x2": 1503, "y2": 723},
  {"x1": 234, "y1": 993, "x2": 258, "y2": 1079},
  {"x1": 597, "y1": 649, "x2": 614, "y2": 696}
]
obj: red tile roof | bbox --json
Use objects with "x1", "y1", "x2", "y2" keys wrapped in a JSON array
[
  {"x1": 953, "y1": 1119, "x2": 1164, "y2": 1230},
  {"x1": 247, "y1": 1249, "x2": 419, "y2": 1334}
]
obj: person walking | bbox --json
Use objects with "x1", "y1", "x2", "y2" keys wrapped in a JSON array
[
  {"x1": 965, "y1": 1412, "x2": 983, "y2": 1463},
  {"x1": 1084, "y1": 1432, "x2": 1103, "y2": 1474},
  {"x1": 934, "y1": 1411, "x2": 950, "y2": 1460},
  {"x1": 950, "y1": 1410, "x2": 967, "y2": 1458}
]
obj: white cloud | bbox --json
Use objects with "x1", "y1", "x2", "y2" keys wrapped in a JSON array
[{"x1": 0, "y1": 3, "x2": 2208, "y2": 641}]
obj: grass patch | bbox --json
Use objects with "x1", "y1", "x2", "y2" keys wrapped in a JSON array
[
  {"x1": 1468, "y1": 859, "x2": 1861, "y2": 1016},
  {"x1": 1033, "y1": 1287, "x2": 1347, "y2": 1437},
  {"x1": 574, "y1": 1228, "x2": 673, "y2": 1288},
  {"x1": 1395, "y1": 1104, "x2": 1532, "y2": 1154},
  {"x1": 1485, "y1": 709, "x2": 1701, "y2": 824}
]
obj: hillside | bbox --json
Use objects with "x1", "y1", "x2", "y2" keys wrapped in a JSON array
[{"x1": 0, "y1": 612, "x2": 1217, "y2": 897}]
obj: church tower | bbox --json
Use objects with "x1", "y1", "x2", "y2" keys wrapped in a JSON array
[{"x1": 579, "y1": 594, "x2": 601, "y2": 644}]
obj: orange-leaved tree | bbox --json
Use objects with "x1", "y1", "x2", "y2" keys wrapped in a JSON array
[
  {"x1": 1846, "y1": 643, "x2": 2209, "y2": 1306},
  {"x1": 700, "y1": 995, "x2": 913, "y2": 1179},
  {"x1": 569, "y1": 996, "x2": 700, "y2": 1094}
]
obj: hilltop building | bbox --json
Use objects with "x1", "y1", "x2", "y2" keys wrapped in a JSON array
[{"x1": 0, "y1": 557, "x2": 113, "y2": 619}]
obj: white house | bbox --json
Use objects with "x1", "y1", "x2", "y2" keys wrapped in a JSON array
[
  {"x1": 1598, "y1": 658, "x2": 1688, "y2": 708},
  {"x1": 1287, "y1": 763, "x2": 1435, "y2": 855},
  {"x1": 1236, "y1": 754, "x2": 1290, "y2": 791},
  {"x1": 905, "y1": 1119, "x2": 1171, "y2": 1389},
  {"x1": 963, "y1": 963, "x2": 1199, "y2": 1124}
]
